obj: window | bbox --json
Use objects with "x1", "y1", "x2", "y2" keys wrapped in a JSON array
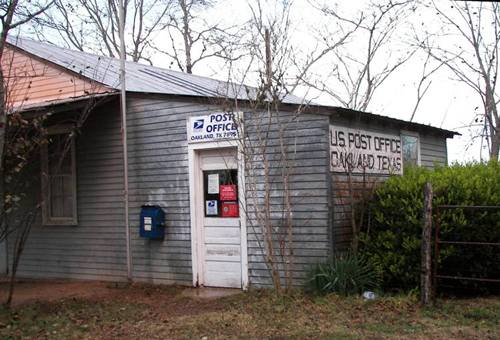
[
  {"x1": 401, "y1": 132, "x2": 420, "y2": 167},
  {"x1": 203, "y1": 169, "x2": 239, "y2": 218},
  {"x1": 41, "y1": 131, "x2": 77, "y2": 225}
]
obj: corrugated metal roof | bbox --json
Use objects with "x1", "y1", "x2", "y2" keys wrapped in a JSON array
[
  {"x1": 6, "y1": 37, "x2": 458, "y2": 137},
  {"x1": 7, "y1": 36, "x2": 304, "y2": 105},
  {"x1": 329, "y1": 106, "x2": 460, "y2": 137}
]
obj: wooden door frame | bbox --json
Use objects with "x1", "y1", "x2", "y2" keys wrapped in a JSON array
[{"x1": 187, "y1": 140, "x2": 248, "y2": 290}]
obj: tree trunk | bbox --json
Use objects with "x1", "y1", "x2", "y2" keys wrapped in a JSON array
[
  {"x1": 0, "y1": 67, "x2": 6, "y2": 169},
  {"x1": 492, "y1": 136, "x2": 499, "y2": 160},
  {"x1": 181, "y1": 0, "x2": 193, "y2": 74},
  {"x1": 490, "y1": 121, "x2": 499, "y2": 160},
  {"x1": 5, "y1": 211, "x2": 35, "y2": 308}
]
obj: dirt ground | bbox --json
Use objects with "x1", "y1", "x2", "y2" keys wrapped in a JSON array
[
  {"x1": 0, "y1": 280, "x2": 124, "y2": 307},
  {"x1": 0, "y1": 279, "x2": 499, "y2": 339},
  {"x1": 0, "y1": 280, "x2": 242, "y2": 308},
  {"x1": 0, "y1": 279, "x2": 238, "y2": 313}
]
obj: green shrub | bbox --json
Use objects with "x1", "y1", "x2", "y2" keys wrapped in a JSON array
[
  {"x1": 307, "y1": 252, "x2": 380, "y2": 295},
  {"x1": 360, "y1": 161, "x2": 500, "y2": 291}
]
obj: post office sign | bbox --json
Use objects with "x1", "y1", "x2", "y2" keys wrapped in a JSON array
[
  {"x1": 187, "y1": 112, "x2": 239, "y2": 143},
  {"x1": 330, "y1": 125, "x2": 403, "y2": 175}
]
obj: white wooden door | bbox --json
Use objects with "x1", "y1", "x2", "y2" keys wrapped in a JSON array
[{"x1": 198, "y1": 149, "x2": 242, "y2": 288}]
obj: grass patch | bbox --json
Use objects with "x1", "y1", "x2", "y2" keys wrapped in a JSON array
[
  {"x1": 0, "y1": 299, "x2": 145, "y2": 339},
  {"x1": 0, "y1": 289, "x2": 498, "y2": 339},
  {"x1": 421, "y1": 298, "x2": 500, "y2": 328}
]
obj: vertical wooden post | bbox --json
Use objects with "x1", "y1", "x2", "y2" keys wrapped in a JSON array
[{"x1": 421, "y1": 182, "x2": 433, "y2": 305}]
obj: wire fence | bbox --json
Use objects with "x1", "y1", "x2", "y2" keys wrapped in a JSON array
[{"x1": 433, "y1": 205, "x2": 500, "y2": 297}]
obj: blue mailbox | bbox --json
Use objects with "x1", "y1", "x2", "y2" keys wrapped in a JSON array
[{"x1": 139, "y1": 205, "x2": 165, "y2": 240}]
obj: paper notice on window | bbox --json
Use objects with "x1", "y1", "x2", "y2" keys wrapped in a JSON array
[
  {"x1": 220, "y1": 184, "x2": 237, "y2": 201},
  {"x1": 207, "y1": 174, "x2": 219, "y2": 194},
  {"x1": 206, "y1": 200, "x2": 218, "y2": 215}
]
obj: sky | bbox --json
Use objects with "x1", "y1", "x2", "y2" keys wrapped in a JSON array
[
  {"x1": 261, "y1": 1, "x2": 487, "y2": 162},
  {"x1": 162, "y1": 0, "x2": 492, "y2": 164},
  {"x1": 19, "y1": 0, "x2": 494, "y2": 163}
]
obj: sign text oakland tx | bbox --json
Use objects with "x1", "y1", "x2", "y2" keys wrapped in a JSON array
[
  {"x1": 187, "y1": 112, "x2": 239, "y2": 143},
  {"x1": 329, "y1": 125, "x2": 403, "y2": 175}
]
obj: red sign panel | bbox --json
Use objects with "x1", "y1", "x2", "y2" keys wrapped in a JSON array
[
  {"x1": 220, "y1": 184, "x2": 237, "y2": 201},
  {"x1": 221, "y1": 201, "x2": 239, "y2": 217}
]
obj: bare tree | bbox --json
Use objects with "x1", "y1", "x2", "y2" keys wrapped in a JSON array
[
  {"x1": 1, "y1": 0, "x2": 53, "y2": 166},
  {"x1": 1, "y1": 31, "x2": 111, "y2": 307},
  {"x1": 1, "y1": 29, "x2": 49, "y2": 306},
  {"x1": 306, "y1": 0, "x2": 417, "y2": 112},
  {"x1": 222, "y1": 0, "x2": 360, "y2": 103},
  {"x1": 408, "y1": 52, "x2": 444, "y2": 122},
  {"x1": 0, "y1": 69, "x2": 113, "y2": 308},
  {"x1": 420, "y1": 1, "x2": 499, "y2": 160},
  {"x1": 1, "y1": 5, "x2": 53, "y2": 294},
  {"x1": 224, "y1": 0, "x2": 302, "y2": 293},
  {"x1": 1, "y1": 108, "x2": 46, "y2": 307},
  {"x1": 30, "y1": 0, "x2": 171, "y2": 63},
  {"x1": 30, "y1": 0, "x2": 240, "y2": 74},
  {"x1": 219, "y1": 0, "x2": 361, "y2": 293},
  {"x1": 159, "y1": 0, "x2": 245, "y2": 74}
]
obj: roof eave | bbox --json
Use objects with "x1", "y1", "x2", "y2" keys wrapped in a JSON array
[
  {"x1": 13, "y1": 91, "x2": 119, "y2": 114},
  {"x1": 300, "y1": 104, "x2": 460, "y2": 139}
]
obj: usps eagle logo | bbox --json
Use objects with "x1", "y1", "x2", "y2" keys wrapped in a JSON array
[{"x1": 193, "y1": 119, "x2": 204, "y2": 130}]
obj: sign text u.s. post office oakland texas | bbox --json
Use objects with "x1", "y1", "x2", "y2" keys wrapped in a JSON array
[
  {"x1": 188, "y1": 112, "x2": 238, "y2": 143},
  {"x1": 330, "y1": 125, "x2": 403, "y2": 175}
]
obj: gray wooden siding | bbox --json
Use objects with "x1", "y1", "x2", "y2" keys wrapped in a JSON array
[
  {"x1": 125, "y1": 95, "x2": 202, "y2": 285},
  {"x1": 331, "y1": 173, "x2": 385, "y2": 250},
  {"x1": 329, "y1": 117, "x2": 449, "y2": 249},
  {"x1": 125, "y1": 95, "x2": 332, "y2": 287},
  {"x1": 8, "y1": 92, "x2": 449, "y2": 287},
  {"x1": 243, "y1": 110, "x2": 331, "y2": 287},
  {"x1": 420, "y1": 134, "x2": 447, "y2": 168},
  {"x1": 12, "y1": 101, "x2": 128, "y2": 281},
  {"x1": 10, "y1": 94, "x2": 332, "y2": 287}
]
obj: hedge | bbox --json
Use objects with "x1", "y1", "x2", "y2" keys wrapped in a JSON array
[{"x1": 359, "y1": 161, "x2": 500, "y2": 291}]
